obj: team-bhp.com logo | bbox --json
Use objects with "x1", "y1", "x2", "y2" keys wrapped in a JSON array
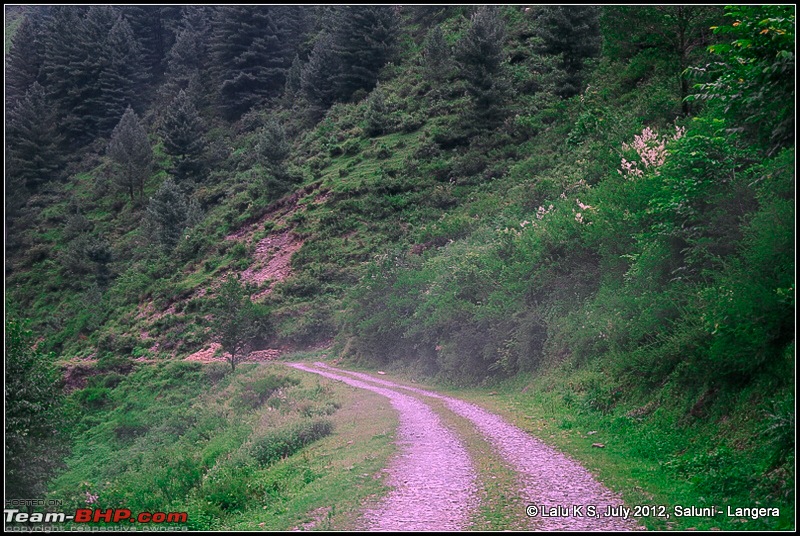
[{"x1": 5, "y1": 508, "x2": 188, "y2": 525}]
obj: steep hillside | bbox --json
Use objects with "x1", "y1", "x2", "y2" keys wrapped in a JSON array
[{"x1": 5, "y1": 5, "x2": 794, "y2": 530}]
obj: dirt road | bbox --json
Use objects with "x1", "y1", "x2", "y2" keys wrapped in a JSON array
[{"x1": 288, "y1": 362, "x2": 639, "y2": 531}]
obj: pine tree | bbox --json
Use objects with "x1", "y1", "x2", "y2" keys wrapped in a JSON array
[
  {"x1": 211, "y1": 6, "x2": 304, "y2": 119},
  {"x1": 162, "y1": 6, "x2": 214, "y2": 104},
  {"x1": 160, "y1": 90, "x2": 208, "y2": 184},
  {"x1": 96, "y1": 15, "x2": 147, "y2": 135},
  {"x1": 145, "y1": 177, "x2": 202, "y2": 250},
  {"x1": 329, "y1": 6, "x2": 399, "y2": 101},
  {"x1": 422, "y1": 25, "x2": 452, "y2": 84},
  {"x1": 364, "y1": 84, "x2": 389, "y2": 136},
  {"x1": 41, "y1": 6, "x2": 94, "y2": 148},
  {"x1": 301, "y1": 33, "x2": 341, "y2": 113},
  {"x1": 455, "y1": 6, "x2": 508, "y2": 116},
  {"x1": 6, "y1": 82, "x2": 64, "y2": 195},
  {"x1": 107, "y1": 107, "x2": 153, "y2": 202},
  {"x1": 6, "y1": 13, "x2": 47, "y2": 104},
  {"x1": 42, "y1": 6, "x2": 145, "y2": 145},
  {"x1": 210, "y1": 275, "x2": 261, "y2": 372},
  {"x1": 124, "y1": 6, "x2": 182, "y2": 83},
  {"x1": 59, "y1": 210, "x2": 113, "y2": 288},
  {"x1": 283, "y1": 54, "x2": 303, "y2": 103},
  {"x1": 535, "y1": 6, "x2": 601, "y2": 98},
  {"x1": 256, "y1": 118, "x2": 291, "y2": 170}
]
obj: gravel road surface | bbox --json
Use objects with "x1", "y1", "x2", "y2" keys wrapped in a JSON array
[
  {"x1": 290, "y1": 362, "x2": 639, "y2": 531},
  {"x1": 288, "y1": 363, "x2": 478, "y2": 531}
]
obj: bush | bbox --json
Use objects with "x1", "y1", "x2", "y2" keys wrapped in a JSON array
[
  {"x1": 200, "y1": 453, "x2": 258, "y2": 512},
  {"x1": 113, "y1": 412, "x2": 149, "y2": 441},
  {"x1": 74, "y1": 387, "x2": 111, "y2": 410},
  {"x1": 250, "y1": 419, "x2": 334, "y2": 466},
  {"x1": 234, "y1": 374, "x2": 299, "y2": 410}
]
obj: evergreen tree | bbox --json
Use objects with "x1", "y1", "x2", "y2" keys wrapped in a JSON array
[
  {"x1": 6, "y1": 83, "x2": 64, "y2": 195},
  {"x1": 455, "y1": 6, "x2": 508, "y2": 116},
  {"x1": 42, "y1": 6, "x2": 145, "y2": 145},
  {"x1": 210, "y1": 275, "x2": 261, "y2": 372},
  {"x1": 211, "y1": 6, "x2": 304, "y2": 119},
  {"x1": 422, "y1": 25, "x2": 452, "y2": 84},
  {"x1": 364, "y1": 84, "x2": 389, "y2": 136},
  {"x1": 107, "y1": 107, "x2": 153, "y2": 202},
  {"x1": 256, "y1": 118, "x2": 291, "y2": 170},
  {"x1": 145, "y1": 177, "x2": 202, "y2": 250},
  {"x1": 162, "y1": 6, "x2": 214, "y2": 104},
  {"x1": 96, "y1": 15, "x2": 147, "y2": 135},
  {"x1": 41, "y1": 6, "x2": 94, "y2": 147},
  {"x1": 124, "y1": 6, "x2": 182, "y2": 83},
  {"x1": 329, "y1": 6, "x2": 399, "y2": 101},
  {"x1": 160, "y1": 90, "x2": 208, "y2": 184},
  {"x1": 70, "y1": 6, "x2": 121, "y2": 138},
  {"x1": 301, "y1": 33, "x2": 341, "y2": 113},
  {"x1": 6, "y1": 13, "x2": 47, "y2": 104},
  {"x1": 283, "y1": 54, "x2": 304, "y2": 103},
  {"x1": 535, "y1": 6, "x2": 601, "y2": 98},
  {"x1": 61, "y1": 234, "x2": 113, "y2": 288}
]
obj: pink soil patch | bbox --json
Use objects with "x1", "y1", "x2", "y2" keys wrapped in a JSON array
[
  {"x1": 136, "y1": 301, "x2": 180, "y2": 324},
  {"x1": 184, "y1": 343, "x2": 283, "y2": 364},
  {"x1": 242, "y1": 230, "x2": 304, "y2": 299},
  {"x1": 222, "y1": 185, "x2": 327, "y2": 300},
  {"x1": 63, "y1": 362, "x2": 100, "y2": 391},
  {"x1": 185, "y1": 343, "x2": 225, "y2": 363},
  {"x1": 248, "y1": 349, "x2": 283, "y2": 361},
  {"x1": 136, "y1": 302, "x2": 155, "y2": 320},
  {"x1": 313, "y1": 190, "x2": 331, "y2": 205}
]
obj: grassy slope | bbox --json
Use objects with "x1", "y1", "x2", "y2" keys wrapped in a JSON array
[{"x1": 48, "y1": 358, "x2": 397, "y2": 531}]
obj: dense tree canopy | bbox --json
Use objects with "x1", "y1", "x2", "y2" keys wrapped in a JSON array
[{"x1": 211, "y1": 6, "x2": 306, "y2": 119}]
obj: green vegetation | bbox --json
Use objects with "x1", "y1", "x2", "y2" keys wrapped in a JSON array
[
  {"x1": 5, "y1": 313, "x2": 70, "y2": 499},
  {"x1": 48, "y1": 361, "x2": 396, "y2": 530},
  {"x1": 210, "y1": 275, "x2": 266, "y2": 371},
  {"x1": 4, "y1": 4, "x2": 794, "y2": 531}
]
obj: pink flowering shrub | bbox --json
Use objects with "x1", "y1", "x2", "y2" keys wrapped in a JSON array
[{"x1": 618, "y1": 125, "x2": 685, "y2": 180}]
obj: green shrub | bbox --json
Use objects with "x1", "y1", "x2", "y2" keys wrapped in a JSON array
[
  {"x1": 200, "y1": 454, "x2": 258, "y2": 512},
  {"x1": 234, "y1": 374, "x2": 299, "y2": 410},
  {"x1": 96, "y1": 352, "x2": 134, "y2": 374},
  {"x1": 250, "y1": 419, "x2": 334, "y2": 466},
  {"x1": 113, "y1": 412, "x2": 149, "y2": 441},
  {"x1": 74, "y1": 387, "x2": 111, "y2": 410}
]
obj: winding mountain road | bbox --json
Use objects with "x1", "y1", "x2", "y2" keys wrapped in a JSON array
[{"x1": 287, "y1": 362, "x2": 640, "y2": 531}]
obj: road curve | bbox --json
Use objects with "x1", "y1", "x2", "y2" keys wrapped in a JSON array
[
  {"x1": 287, "y1": 363, "x2": 479, "y2": 531},
  {"x1": 306, "y1": 362, "x2": 640, "y2": 531}
]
